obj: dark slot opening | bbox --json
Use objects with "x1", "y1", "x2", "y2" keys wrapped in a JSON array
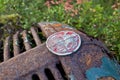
[
  {"x1": 44, "y1": 68, "x2": 55, "y2": 80},
  {"x1": 101, "y1": 48, "x2": 113, "y2": 59},
  {"x1": 37, "y1": 27, "x2": 46, "y2": 43},
  {"x1": 56, "y1": 62, "x2": 68, "y2": 80},
  {"x1": 10, "y1": 38, "x2": 14, "y2": 58},
  {"x1": 32, "y1": 74, "x2": 40, "y2": 80},
  {"x1": 18, "y1": 34, "x2": 26, "y2": 53},
  {"x1": 0, "y1": 41, "x2": 3, "y2": 62},
  {"x1": 27, "y1": 33, "x2": 36, "y2": 48},
  {"x1": 0, "y1": 23, "x2": 4, "y2": 27},
  {"x1": 90, "y1": 38, "x2": 93, "y2": 41}
]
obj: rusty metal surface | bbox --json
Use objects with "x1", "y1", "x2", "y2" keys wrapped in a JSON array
[
  {"x1": 13, "y1": 31, "x2": 20, "y2": 56},
  {"x1": 30, "y1": 27, "x2": 41, "y2": 45},
  {"x1": 0, "y1": 22, "x2": 113, "y2": 80},
  {"x1": 4, "y1": 36, "x2": 11, "y2": 61},
  {"x1": 21, "y1": 30, "x2": 32, "y2": 50}
]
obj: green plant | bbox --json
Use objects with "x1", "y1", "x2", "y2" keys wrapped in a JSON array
[
  {"x1": 0, "y1": 0, "x2": 46, "y2": 29},
  {"x1": 74, "y1": 2, "x2": 120, "y2": 61}
]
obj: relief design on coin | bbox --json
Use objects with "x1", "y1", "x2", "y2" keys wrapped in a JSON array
[{"x1": 46, "y1": 31, "x2": 81, "y2": 56}]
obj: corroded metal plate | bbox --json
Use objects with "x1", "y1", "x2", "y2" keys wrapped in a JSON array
[{"x1": 46, "y1": 31, "x2": 81, "y2": 56}]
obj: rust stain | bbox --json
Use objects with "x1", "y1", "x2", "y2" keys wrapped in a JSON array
[
  {"x1": 85, "y1": 54, "x2": 92, "y2": 66},
  {"x1": 53, "y1": 23, "x2": 62, "y2": 27}
]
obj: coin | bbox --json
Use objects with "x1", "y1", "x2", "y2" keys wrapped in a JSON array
[{"x1": 46, "y1": 31, "x2": 81, "y2": 56}]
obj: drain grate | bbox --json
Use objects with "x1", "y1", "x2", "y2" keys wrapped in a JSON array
[
  {"x1": 1, "y1": 25, "x2": 48, "y2": 62},
  {"x1": 0, "y1": 22, "x2": 112, "y2": 80}
]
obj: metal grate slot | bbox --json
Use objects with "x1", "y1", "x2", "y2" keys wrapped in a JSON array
[
  {"x1": 0, "y1": 26, "x2": 48, "y2": 62},
  {"x1": 44, "y1": 68, "x2": 55, "y2": 80},
  {"x1": 36, "y1": 27, "x2": 46, "y2": 43},
  {"x1": 13, "y1": 31, "x2": 20, "y2": 56},
  {"x1": 56, "y1": 62, "x2": 68, "y2": 80},
  {"x1": 19, "y1": 33, "x2": 26, "y2": 53},
  {"x1": 9, "y1": 37, "x2": 14, "y2": 58},
  {"x1": 48, "y1": 65, "x2": 63, "y2": 80},
  {"x1": 0, "y1": 41, "x2": 3, "y2": 62},
  {"x1": 38, "y1": 71, "x2": 48, "y2": 80},
  {"x1": 32, "y1": 74, "x2": 40, "y2": 80},
  {"x1": 27, "y1": 32, "x2": 36, "y2": 48}
]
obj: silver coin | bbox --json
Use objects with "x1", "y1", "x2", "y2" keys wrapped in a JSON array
[{"x1": 46, "y1": 31, "x2": 81, "y2": 56}]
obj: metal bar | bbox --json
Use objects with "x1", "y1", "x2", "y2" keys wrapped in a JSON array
[
  {"x1": 38, "y1": 71, "x2": 48, "y2": 80},
  {"x1": 30, "y1": 27, "x2": 41, "y2": 46},
  {"x1": 13, "y1": 31, "x2": 20, "y2": 56},
  {"x1": 4, "y1": 36, "x2": 11, "y2": 61},
  {"x1": 38, "y1": 23, "x2": 56, "y2": 38},
  {"x1": 22, "y1": 30, "x2": 31, "y2": 50},
  {"x1": 48, "y1": 64, "x2": 63, "y2": 80}
]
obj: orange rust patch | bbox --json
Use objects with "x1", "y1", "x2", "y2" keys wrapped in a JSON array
[
  {"x1": 53, "y1": 23, "x2": 62, "y2": 27},
  {"x1": 85, "y1": 54, "x2": 92, "y2": 66}
]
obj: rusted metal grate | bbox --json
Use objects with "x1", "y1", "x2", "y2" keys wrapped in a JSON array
[{"x1": 0, "y1": 22, "x2": 112, "y2": 80}]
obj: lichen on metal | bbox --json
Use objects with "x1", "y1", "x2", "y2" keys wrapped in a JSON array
[{"x1": 86, "y1": 57, "x2": 120, "y2": 80}]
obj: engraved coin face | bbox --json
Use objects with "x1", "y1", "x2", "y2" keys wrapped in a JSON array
[{"x1": 46, "y1": 31, "x2": 81, "y2": 56}]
